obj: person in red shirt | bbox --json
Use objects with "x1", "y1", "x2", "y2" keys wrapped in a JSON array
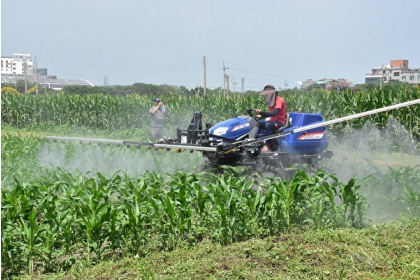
[{"x1": 255, "y1": 84, "x2": 287, "y2": 152}]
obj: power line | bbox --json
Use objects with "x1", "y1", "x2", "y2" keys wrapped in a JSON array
[
  {"x1": 121, "y1": 61, "x2": 202, "y2": 75},
  {"x1": 229, "y1": 67, "x2": 305, "y2": 81},
  {"x1": 51, "y1": 57, "x2": 203, "y2": 70}
]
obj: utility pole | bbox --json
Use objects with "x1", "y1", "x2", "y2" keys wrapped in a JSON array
[
  {"x1": 226, "y1": 74, "x2": 230, "y2": 97},
  {"x1": 104, "y1": 76, "x2": 108, "y2": 86},
  {"x1": 35, "y1": 56, "x2": 39, "y2": 94},
  {"x1": 233, "y1": 82, "x2": 236, "y2": 94},
  {"x1": 222, "y1": 61, "x2": 229, "y2": 98},
  {"x1": 284, "y1": 80, "x2": 289, "y2": 90},
  {"x1": 241, "y1": 78, "x2": 244, "y2": 93},
  {"x1": 203, "y1": 55, "x2": 207, "y2": 97}
]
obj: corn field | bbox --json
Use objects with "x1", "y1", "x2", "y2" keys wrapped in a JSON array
[
  {"x1": 2, "y1": 134, "x2": 420, "y2": 277},
  {"x1": 1, "y1": 86, "x2": 419, "y2": 142},
  {"x1": 1, "y1": 85, "x2": 420, "y2": 277}
]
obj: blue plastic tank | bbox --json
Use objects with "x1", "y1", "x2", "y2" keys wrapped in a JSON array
[{"x1": 280, "y1": 112, "x2": 329, "y2": 154}]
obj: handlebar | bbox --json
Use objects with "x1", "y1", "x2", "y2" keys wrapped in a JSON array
[{"x1": 247, "y1": 109, "x2": 262, "y2": 120}]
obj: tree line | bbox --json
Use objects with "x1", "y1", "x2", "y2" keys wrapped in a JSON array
[{"x1": 1, "y1": 79, "x2": 415, "y2": 97}]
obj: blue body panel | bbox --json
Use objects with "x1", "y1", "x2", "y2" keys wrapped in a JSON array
[{"x1": 209, "y1": 116, "x2": 251, "y2": 140}]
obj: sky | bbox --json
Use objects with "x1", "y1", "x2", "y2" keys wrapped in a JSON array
[{"x1": 2, "y1": 0, "x2": 419, "y2": 90}]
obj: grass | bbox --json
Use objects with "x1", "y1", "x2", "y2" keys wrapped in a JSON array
[
  {"x1": 1, "y1": 123, "x2": 149, "y2": 142},
  {"x1": 17, "y1": 217, "x2": 420, "y2": 280}
]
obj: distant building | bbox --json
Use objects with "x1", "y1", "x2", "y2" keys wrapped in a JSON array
[
  {"x1": 1, "y1": 53, "x2": 34, "y2": 75},
  {"x1": 1, "y1": 53, "x2": 94, "y2": 89},
  {"x1": 1, "y1": 75, "x2": 94, "y2": 90},
  {"x1": 300, "y1": 78, "x2": 352, "y2": 89},
  {"x1": 365, "y1": 59, "x2": 420, "y2": 85}
]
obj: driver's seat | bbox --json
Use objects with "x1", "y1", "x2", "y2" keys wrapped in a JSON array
[{"x1": 274, "y1": 113, "x2": 291, "y2": 133}]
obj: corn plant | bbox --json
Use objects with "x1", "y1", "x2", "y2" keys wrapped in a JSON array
[
  {"x1": 73, "y1": 176, "x2": 113, "y2": 263},
  {"x1": 390, "y1": 165, "x2": 420, "y2": 216},
  {"x1": 119, "y1": 177, "x2": 151, "y2": 255}
]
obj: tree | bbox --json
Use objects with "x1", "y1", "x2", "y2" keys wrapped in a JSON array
[
  {"x1": 305, "y1": 83, "x2": 325, "y2": 91},
  {"x1": 326, "y1": 81, "x2": 351, "y2": 91},
  {"x1": 1, "y1": 86, "x2": 20, "y2": 95},
  {"x1": 15, "y1": 80, "x2": 27, "y2": 93}
]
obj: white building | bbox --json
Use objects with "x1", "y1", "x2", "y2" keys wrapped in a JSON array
[
  {"x1": 1, "y1": 53, "x2": 34, "y2": 75},
  {"x1": 365, "y1": 59, "x2": 420, "y2": 85},
  {"x1": 1, "y1": 53, "x2": 94, "y2": 89}
]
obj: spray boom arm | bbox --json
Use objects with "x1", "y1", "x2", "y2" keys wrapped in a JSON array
[
  {"x1": 46, "y1": 99, "x2": 420, "y2": 152},
  {"x1": 227, "y1": 99, "x2": 420, "y2": 149}
]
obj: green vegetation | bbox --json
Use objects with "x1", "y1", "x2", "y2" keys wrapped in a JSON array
[
  {"x1": 2, "y1": 84, "x2": 419, "y2": 146},
  {"x1": 17, "y1": 218, "x2": 419, "y2": 280},
  {"x1": 1, "y1": 84, "x2": 420, "y2": 278}
]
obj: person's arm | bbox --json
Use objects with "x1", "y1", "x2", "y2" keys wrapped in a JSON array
[
  {"x1": 257, "y1": 108, "x2": 280, "y2": 117},
  {"x1": 150, "y1": 102, "x2": 163, "y2": 114}
]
